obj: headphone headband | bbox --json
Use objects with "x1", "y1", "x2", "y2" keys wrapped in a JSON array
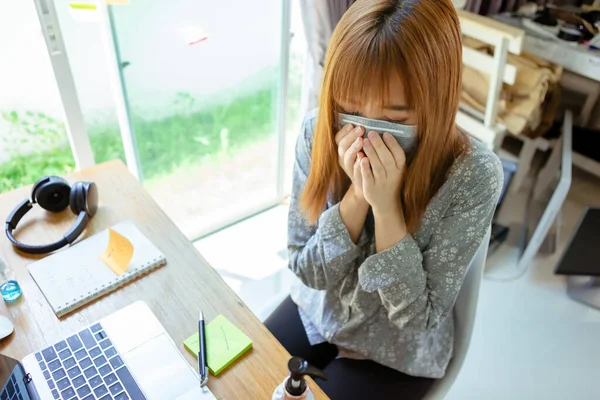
[
  {"x1": 4, "y1": 177, "x2": 98, "y2": 255},
  {"x1": 5, "y1": 199, "x2": 32, "y2": 232}
]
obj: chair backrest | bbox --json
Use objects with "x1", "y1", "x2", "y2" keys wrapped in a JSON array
[
  {"x1": 423, "y1": 228, "x2": 491, "y2": 400},
  {"x1": 456, "y1": 11, "x2": 524, "y2": 149}
]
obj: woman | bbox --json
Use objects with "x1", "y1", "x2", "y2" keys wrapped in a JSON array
[{"x1": 266, "y1": 0, "x2": 503, "y2": 398}]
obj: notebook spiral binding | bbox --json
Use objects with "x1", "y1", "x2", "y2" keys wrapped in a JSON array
[{"x1": 55, "y1": 256, "x2": 166, "y2": 317}]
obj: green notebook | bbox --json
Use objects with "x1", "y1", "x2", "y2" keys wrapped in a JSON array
[{"x1": 184, "y1": 314, "x2": 252, "y2": 376}]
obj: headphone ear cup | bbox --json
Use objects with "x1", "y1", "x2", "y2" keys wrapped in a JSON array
[
  {"x1": 72, "y1": 182, "x2": 98, "y2": 217},
  {"x1": 78, "y1": 183, "x2": 87, "y2": 214},
  {"x1": 31, "y1": 176, "x2": 68, "y2": 203},
  {"x1": 69, "y1": 182, "x2": 86, "y2": 215},
  {"x1": 31, "y1": 176, "x2": 50, "y2": 202},
  {"x1": 36, "y1": 176, "x2": 71, "y2": 212},
  {"x1": 83, "y1": 182, "x2": 98, "y2": 217}
]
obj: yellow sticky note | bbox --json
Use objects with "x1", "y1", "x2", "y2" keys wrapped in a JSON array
[
  {"x1": 68, "y1": 2, "x2": 100, "y2": 23},
  {"x1": 184, "y1": 315, "x2": 252, "y2": 376},
  {"x1": 69, "y1": 2, "x2": 97, "y2": 10},
  {"x1": 99, "y1": 228, "x2": 134, "y2": 276}
]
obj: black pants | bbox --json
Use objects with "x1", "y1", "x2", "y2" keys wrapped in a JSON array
[{"x1": 264, "y1": 296, "x2": 434, "y2": 400}]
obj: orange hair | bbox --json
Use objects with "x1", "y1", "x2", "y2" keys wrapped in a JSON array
[{"x1": 301, "y1": 0, "x2": 467, "y2": 233}]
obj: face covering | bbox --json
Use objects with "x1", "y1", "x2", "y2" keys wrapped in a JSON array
[{"x1": 338, "y1": 113, "x2": 418, "y2": 155}]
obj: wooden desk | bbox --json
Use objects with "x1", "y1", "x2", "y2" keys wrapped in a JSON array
[{"x1": 0, "y1": 160, "x2": 327, "y2": 400}]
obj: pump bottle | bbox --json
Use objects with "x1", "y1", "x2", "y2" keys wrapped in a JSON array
[{"x1": 272, "y1": 357, "x2": 328, "y2": 400}]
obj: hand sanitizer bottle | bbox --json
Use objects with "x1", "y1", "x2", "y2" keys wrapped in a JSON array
[{"x1": 272, "y1": 357, "x2": 328, "y2": 400}]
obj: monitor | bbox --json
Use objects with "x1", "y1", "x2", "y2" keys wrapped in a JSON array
[
  {"x1": 555, "y1": 207, "x2": 600, "y2": 276},
  {"x1": 0, "y1": 354, "x2": 32, "y2": 400}
]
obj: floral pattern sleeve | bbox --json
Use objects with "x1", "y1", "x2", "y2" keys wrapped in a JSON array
[
  {"x1": 287, "y1": 114, "x2": 369, "y2": 290},
  {"x1": 357, "y1": 150, "x2": 503, "y2": 331}
]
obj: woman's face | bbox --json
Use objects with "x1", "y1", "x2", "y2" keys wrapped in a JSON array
[{"x1": 339, "y1": 74, "x2": 418, "y2": 125}]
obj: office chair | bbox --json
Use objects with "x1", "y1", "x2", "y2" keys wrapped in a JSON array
[
  {"x1": 423, "y1": 228, "x2": 491, "y2": 400},
  {"x1": 261, "y1": 229, "x2": 491, "y2": 399}
]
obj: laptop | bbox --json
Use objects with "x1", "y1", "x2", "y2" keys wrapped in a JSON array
[{"x1": 2, "y1": 301, "x2": 214, "y2": 400}]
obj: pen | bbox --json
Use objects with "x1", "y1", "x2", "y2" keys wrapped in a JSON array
[{"x1": 198, "y1": 309, "x2": 208, "y2": 387}]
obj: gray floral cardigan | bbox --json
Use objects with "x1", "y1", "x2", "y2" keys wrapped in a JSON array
[{"x1": 288, "y1": 110, "x2": 503, "y2": 378}]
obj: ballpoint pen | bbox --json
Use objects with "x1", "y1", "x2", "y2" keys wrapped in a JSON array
[{"x1": 198, "y1": 309, "x2": 208, "y2": 387}]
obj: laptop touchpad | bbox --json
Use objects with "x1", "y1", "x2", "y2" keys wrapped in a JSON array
[{"x1": 123, "y1": 334, "x2": 201, "y2": 400}]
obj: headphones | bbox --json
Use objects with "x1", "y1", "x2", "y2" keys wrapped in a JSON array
[{"x1": 5, "y1": 176, "x2": 99, "y2": 255}]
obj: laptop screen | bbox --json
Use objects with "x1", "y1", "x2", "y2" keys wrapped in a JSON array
[{"x1": 0, "y1": 354, "x2": 31, "y2": 400}]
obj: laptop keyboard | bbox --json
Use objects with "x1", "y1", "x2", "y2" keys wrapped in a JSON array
[
  {"x1": 1, "y1": 372, "x2": 23, "y2": 400},
  {"x1": 35, "y1": 323, "x2": 146, "y2": 400}
]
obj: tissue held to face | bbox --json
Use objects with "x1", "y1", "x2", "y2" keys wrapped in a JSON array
[{"x1": 336, "y1": 73, "x2": 419, "y2": 154}]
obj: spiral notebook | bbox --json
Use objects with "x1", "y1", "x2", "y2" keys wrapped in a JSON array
[{"x1": 28, "y1": 220, "x2": 166, "y2": 317}]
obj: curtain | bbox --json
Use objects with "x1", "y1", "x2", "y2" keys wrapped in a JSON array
[{"x1": 300, "y1": 0, "x2": 356, "y2": 113}]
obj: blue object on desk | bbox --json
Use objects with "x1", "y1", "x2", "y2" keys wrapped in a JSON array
[
  {"x1": 0, "y1": 280, "x2": 22, "y2": 302},
  {"x1": 0, "y1": 255, "x2": 22, "y2": 302}
]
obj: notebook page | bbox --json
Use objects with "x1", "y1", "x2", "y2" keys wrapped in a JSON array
[{"x1": 28, "y1": 220, "x2": 165, "y2": 314}]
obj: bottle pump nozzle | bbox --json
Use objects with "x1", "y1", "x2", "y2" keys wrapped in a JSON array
[{"x1": 285, "y1": 357, "x2": 328, "y2": 397}]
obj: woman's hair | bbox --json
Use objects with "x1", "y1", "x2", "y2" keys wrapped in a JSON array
[{"x1": 301, "y1": 0, "x2": 467, "y2": 233}]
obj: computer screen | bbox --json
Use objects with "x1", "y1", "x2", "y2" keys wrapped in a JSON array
[
  {"x1": 555, "y1": 208, "x2": 600, "y2": 276},
  {"x1": 0, "y1": 354, "x2": 31, "y2": 400}
]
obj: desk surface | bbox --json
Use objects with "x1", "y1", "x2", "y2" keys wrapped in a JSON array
[
  {"x1": 0, "y1": 160, "x2": 327, "y2": 400},
  {"x1": 493, "y1": 14, "x2": 600, "y2": 82}
]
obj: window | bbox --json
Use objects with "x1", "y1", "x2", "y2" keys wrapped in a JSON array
[
  {"x1": 2, "y1": 0, "x2": 305, "y2": 239},
  {"x1": 0, "y1": 0, "x2": 75, "y2": 192},
  {"x1": 108, "y1": 0, "x2": 288, "y2": 238}
]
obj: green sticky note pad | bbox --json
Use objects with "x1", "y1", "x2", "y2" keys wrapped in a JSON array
[{"x1": 184, "y1": 315, "x2": 252, "y2": 376}]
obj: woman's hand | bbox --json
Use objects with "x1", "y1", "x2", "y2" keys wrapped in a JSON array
[
  {"x1": 360, "y1": 131, "x2": 406, "y2": 215},
  {"x1": 335, "y1": 123, "x2": 366, "y2": 200}
]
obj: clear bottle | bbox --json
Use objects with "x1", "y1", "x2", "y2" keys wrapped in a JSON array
[{"x1": 0, "y1": 253, "x2": 22, "y2": 303}]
